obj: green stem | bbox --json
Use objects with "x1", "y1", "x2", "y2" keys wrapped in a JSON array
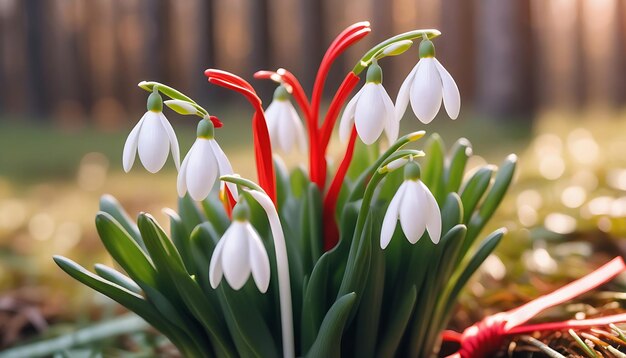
[
  {"x1": 139, "y1": 81, "x2": 209, "y2": 117},
  {"x1": 352, "y1": 29, "x2": 441, "y2": 74}
]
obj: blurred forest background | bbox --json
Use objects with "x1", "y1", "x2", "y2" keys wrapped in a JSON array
[
  {"x1": 6, "y1": 0, "x2": 626, "y2": 355},
  {"x1": 3, "y1": 0, "x2": 626, "y2": 125}
]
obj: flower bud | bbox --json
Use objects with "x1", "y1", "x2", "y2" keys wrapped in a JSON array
[
  {"x1": 231, "y1": 200, "x2": 251, "y2": 222},
  {"x1": 273, "y1": 85, "x2": 290, "y2": 101},
  {"x1": 165, "y1": 99, "x2": 198, "y2": 115},
  {"x1": 366, "y1": 61, "x2": 383, "y2": 84},
  {"x1": 404, "y1": 161, "x2": 421, "y2": 181},
  {"x1": 197, "y1": 117, "x2": 215, "y2": 139},
  {"x1": 419, "y1": 39, "x2": 436, "y2": 58},
  {"x1": 147, "y1": 88, "x2": 163, "y2": 112}
]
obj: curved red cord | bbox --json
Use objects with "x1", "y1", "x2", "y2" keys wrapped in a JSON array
[
  {"x1": 204, "y1": 71, "x2": 277, "y2": 205},
  {"x1": 442, "y1": 257, "x2": 626, "y2": 358},
  {"x1": 320, "y1": 73, "x2": 360, "y2": 150},
  {"x1": 322, "y1": 127, "x2": 357, "y2": 250}
]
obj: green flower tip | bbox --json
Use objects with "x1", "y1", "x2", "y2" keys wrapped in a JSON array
[
  {"x1": 273, "y1": 85, "x2": 290, "y2": 101},
  {"x1": 231, "y1": 201, "x2": 250, "y2": 222},
  {"x1": 147, "y1": 87, "x2": 163, "y2": 112},
  {"x1": 366, "y1": 60, "x2": 383, "y2": 84},
  {"x1": 197, "y1": 118, "x2": 215, "y2": 139},
  {"x1": 404, "y1": 161, "x2": 421, "y2": 181},
  {"x1": 419, "y1": 39, "x2": 436, "y2": 58}
]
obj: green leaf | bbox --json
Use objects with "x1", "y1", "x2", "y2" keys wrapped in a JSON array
[
  {"x1": 178, "y1": 195, "x2": 207, "y2": 235},
  {"x1": 444, "y1": 138, "x2": 472, "y2": 194},
  {"x1": 306, "y1": 184, "x2": 323, "y2": 265},
  {"x1": 301, "y1": 253, "x2": 331, "y2": 352},
  {"x1": 459, "y1": 166, "x2": 494, "y2": 219},
  {"x1": 274, "y1": 157, "x2": 291, "y2": 208},
  {"x1": 99, "y1": 195, "x2": 144, "y2": 251},
  {"x1": 138, "y1": 214, "x2": 236, "y2": 358},
  {"x1": 441, "y1": 193, "x2": 464, "y2": 234},
  {"x1": 290, "y1": 166, "x2": 309, "y2": 199},
  {"x1": 95, "y1": 212, "x2": 158, "y2": 288},
  {"x1": 94, "y1": 264, "x2": 142, "y2": 295},
  {"x1": 164, "y1": 208, "x2": 195, "y2": 274},
  {"x1": 445, "y1": 228, "x2": 506, "y2": 317},
  {"x1": 53, "y1": 256, "x2": 200, "y2": 355},
  {"x1": 354, "y1": 242, "x2": 385, "y2": 358},
  {"x1": 217, "y1": 285, "x2": 279, "y2": 358},
  {"x1": 200, "y1": 195, "x2": 231, "y2": 235},
  {"x1": 421, "y1": 133, "x2": 445, "y2": 202},
  {"x1": 305, "y1": 293, "x2": 357, "y2": 358},
  {"x1": 375, "y1": 285, "x2": 417, "y2": 357}
]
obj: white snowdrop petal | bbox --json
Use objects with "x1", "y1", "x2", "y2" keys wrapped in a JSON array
[
  {"x1": 158, "y1": 112, "x2": 180, "y2": 170},
  {"x1": 265, "y1": 101, "x2": 282, "y2": 148},
  {"x1": 246, "y1": 223, "x2": 271, "y2": 293},
  {"x1": 420, "y1": 181, "x2": 442, "y2": 243},
  {"x1": 287, "y1": 103, "x2": 308, "y2": 153},
  {"x1": 277, "y1": 102, "x2": 296, "y2": 152},
  {"x1": 410, "y1": 58, "x2": 442, "y2": 124},
  {"x1": 434, "y1": 59, "x2": 461, "y2": 120},
  {"x1": 339, "y1": 88, "x2": 362, "y2": 142},
  {"x1": 138, "y1": 112, "x2": 171, "y2": 173},
  {"x1": 399, "y1": 181, "x2": 426, "y2": 243},
  {"x1": 209, "y1": 237, "x2": 226, "y2": 288},
  {"x1": 380, "y1": 182, "x2": 408, "y2": 249},
  {"x1": 354, "y1": 83, "x2": 386, "y2": 145},
  {"x1": 186, "y1": 139, "x2": 218, "y2": 201},
  {"x1": 177, "y1": 142, "x2": 194, "y2": 197},
  {"x1": 122, "y1": 114, "x2": 145, "y2": 172},
  {"x1": 222, "y1": 222, "x2": 252, "y2": 290},
  {"x1": 209, "y1": 139, "x2": 238, "y2": 199},
  {"x1": 380, "y1": 85, "x2": 399, "y2": 144},
  {"x1": 395, "y1": 62, "x2": 420, "y2": 122}
]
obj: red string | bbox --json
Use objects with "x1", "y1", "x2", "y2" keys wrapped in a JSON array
[
  {"x1": 322, "y1": 127, "x2": 357, "y2": 250},
  {"x1": 204, "y1": 71, "x2": 277, "y2": 205},
  {"x1": 320, "y1": 73, "x2": 360, "y2": 150},
  {"x1": 442, "y1": 257, "x2": 626, "y2": 358}
]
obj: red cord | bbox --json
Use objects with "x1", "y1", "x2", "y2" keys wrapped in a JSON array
[
  {"x1": 205, "y1": 71, "x2": 277, "y2": 205},
  {"x1": 320, "y1": 73, "x2": 360, "y2": 150},
  {"x1": 322, "y1": 127, "x2": 357, "y2": 250},
  {"x1": 442, "y1": 257, "x2": 626, "y2": 357}
]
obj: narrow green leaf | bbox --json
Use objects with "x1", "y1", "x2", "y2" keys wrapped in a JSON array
[
  {"x1": 301, "y1": 253, "x2": 331, "y2": 352},
  {"x1": 305, "y1": 293, "x2": 357, "y2": 358},
  {"x1": 138, "y1": 81, "x2": 197, "y2": 104},
  {"x1": 178, "y1": 195, "x2": 207, "y2": 235},
  {"x1": 444, "y1": 138, "x2": 472, "y2": 194},
  {"x1": 164, "y1": 208, "x2": 195, "y2": 274},
  {"x1": 375, "y1": 285, "x2": 417, "y2": 358},
  {"x1": 421, "y1": 133, "x2": 445, "y2": 202},
  {"x1": 218, "y1": 285, "x2": 279, "y2": 358},
  {"x1": 200, "y1": 195, "x2": 231, "y2": 235},
  {"x1": 99, "y1": 195, "x2": 144, "y2": 251},
  {"x1": 94, "y1": 264, "x2": 142, "y2": 295},
  {"x1": 274, "y1": 157, "x2": 291, "y2": 208},
  {"x1": 459, "y1": 166, "x2": 494, "y2": 219},
  {"x1": 354, "y1": 243, "x2": 385, "y2": 358},
  {"x1": 306, "y1": 184, "x2": 323, "y2": 264},
  {"x1": 290, "y1": 166, "x2": 309, "y2": 199},
  {"x1": 441, "y1": 193, "x2": 464, "y2": 234},
  {"x1": 95, "y1": 212, "x2": 158, "y2": 288}
]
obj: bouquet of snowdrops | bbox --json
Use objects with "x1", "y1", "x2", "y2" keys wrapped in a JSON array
[{"x1": 54, "y1": 22, "x2": 516, "y2": 357}]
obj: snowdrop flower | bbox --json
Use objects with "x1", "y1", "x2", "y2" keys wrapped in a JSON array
[
  {"x1": 380, "y1": 160, "x2": 441, "y2": 249},
  {"x1": 395, "y1": 38, "x2": 460, "y2": 124},
  {"x1": 209, "y1": 202, "x2": 271, "y2": 292},
  {"x1": 340, "y1": 60, "x2": 398, "y2": 145},
  {"x1": 177, "y1": 118, "x2": 237, "y2": 201},
  {"x1": 265, "y1": 85, "x2": 307, "y2": 153},
  {"x1": 123, "y1": 88, "x2": 180, "y2": 173}
]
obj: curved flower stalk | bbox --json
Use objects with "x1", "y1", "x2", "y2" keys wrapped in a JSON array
[
  {"x1": 123, "y1": 88, "x2": 180, "y2": 173},
  {"x1": 265, "y1": 85, "x2": 307, "y2": 153},
  {"x1": 395, "y1": 37, "x2": 460, "y2": 124},
  {"x1": 380, "y1": 160, "x2": 441, "y2": 248},
  {"x1": 221, "y1": 175, "x2": 294, "y2": 358},
  {"x1": 177, "y1": 118, "x2": 237, "y2": 201},
  {"x1": 209, "y1": 201, "x2": 271, "y2": 292},
  {"x1": 339, "y1": 60, "x2": 398, "y2": 145}
]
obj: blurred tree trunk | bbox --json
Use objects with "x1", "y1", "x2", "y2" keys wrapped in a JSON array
[
  {"x1": 24, "y1": 0, "x2": 47, "y2": 118},
  {"x1": 249, "y1": 0, "x2": 273, "y2": 99},
  {"x1": 475, "y1": 0, "x2": 533, "y2": 119},
  {"x1": 300, "y1": 0, "x2": 325, "y2": 91},
  {"x1": 197, "y1": 0, "x2": 219, "y2": 102},
  {"x1": 0, "y1": 1, "x2": 28, "y2": 115},
  {"x1": 439, "y1": 0, "x2": 475, "y2": 106}
]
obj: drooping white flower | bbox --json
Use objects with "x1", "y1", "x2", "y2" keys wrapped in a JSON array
[
  {"x1": 380, "y1": 161, "x2": 441, "y2": 249},
  {"x1": 209, "y1": 202, "x2": 270, "y2": 292},
  {"x1": 265, "y1": 85, "x2": 307, "y2": 153},
  {"x1": 123, "y1": 90, "x2": 180, "y2": 173},
  {"x1": 395, "y1": 38, "x2": 460, "y2": 124},
  {"x1": 177, "y1": 118, "x2": 238, "y2": 201},
  {"x1": 340, "y1": 61, "x2": 398, "y2": 145}
]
